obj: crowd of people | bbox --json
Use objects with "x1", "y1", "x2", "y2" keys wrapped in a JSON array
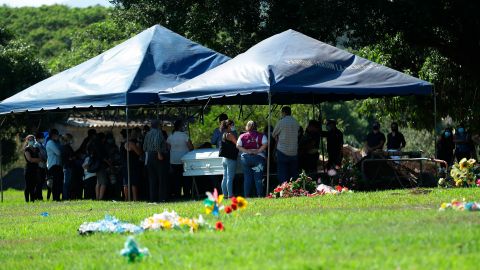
[
  {"x1": 22, "y1": 120, "x2": 185, "y2": 203},
  {"x1": 21, "y1": 106, "x2": 476, "y2": 203}
]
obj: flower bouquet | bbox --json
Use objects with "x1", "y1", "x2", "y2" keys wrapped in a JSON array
[
  {"x1": 438, "y1": 158, "x2": 479, "y2": 188},
  {"x1": 268, "y1": 171, "x2": 317, "y2": 198}
]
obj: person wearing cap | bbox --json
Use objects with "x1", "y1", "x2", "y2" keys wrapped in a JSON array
[
  {"x1": 143, "y1": 119, "x2": 168, "y2": 202},
  {"x1": 364, "y1": 122, "x2": 386, "y2": 156},
  {"x1": 273, "y1": 106, "x2": 300, "y2": 183},
  {"x1": 211, "y1": 113, "x2": 229, "y2": 148},
  {"x1": 320, "y1": 119, "x2": 344, "y2": 169}
]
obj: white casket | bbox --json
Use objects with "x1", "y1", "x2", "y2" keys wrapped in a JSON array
[{"x1": 181, "y1": 149, "x2": 242, "y2": 176}]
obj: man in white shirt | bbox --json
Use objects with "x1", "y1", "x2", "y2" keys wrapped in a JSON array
[
  {"x1": 167, "y1": 120, "x2": 194, "y2": 199},
  {"x1": 272, "y1": 106, "x2": 300, "y2": 183},
  {"x1": 46, "y1": 129, "x2": 63, "y2": 201}
]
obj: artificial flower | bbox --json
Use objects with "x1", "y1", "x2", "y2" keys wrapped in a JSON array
[
  {"x1": 204, "y1": 188, "x2": 224, "y2": 217},
  {"x1": 459, "y1": 158, "x2": 468, "y2": 169},
  {"x1": 236, "y1": 196, "x2": 248, "y2": 210},
  {"x1": 225, "y1": 206, "x2": 232, "y2": 214},
  {"x1": 215, "y1": 221, "x2": 224, "y2": 231},
  {"x1": 231, "y1": 203, "x2": 238, "y2": 210}
]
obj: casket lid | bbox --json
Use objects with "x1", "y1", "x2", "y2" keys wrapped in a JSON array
[{"x1": 181, "y1": 148, "x2": 219, "y2": 161}]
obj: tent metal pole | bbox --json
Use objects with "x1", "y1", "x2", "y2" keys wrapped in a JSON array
[
  {"x1": 433, "y1": 85, "x2": 438, "y2": 156},
  {"x1": 125, "y1": 106, "x2": 131, "y2": 201},
  {"x1": 0, "y1": 116, "x2": 5, "y2": 202},
  {"x1": 266, "y1": 92, "x2": 272, "y2": 195},
  {"x1": 318, "y1": 104, "x2": 327, "y2": 174},
  {"x1": 0, "y1": 132, "x2": 3, "y2": 203}
]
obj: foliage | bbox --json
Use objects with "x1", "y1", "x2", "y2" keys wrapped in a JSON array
[
  {"x1": 0, "y1": 5, "x2": 110, "y2": 61},
  {"x1": 0, "y1": 39, "x2": 49, "y2": 101},
  {"x1": 1, "y1": 188, "x2": 480, "y2": 269},
  {"x1": 48, "y1": 19, "x2": 141, "y2": 73}
]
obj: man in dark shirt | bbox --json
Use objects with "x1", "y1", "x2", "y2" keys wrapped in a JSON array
[
  {"x1": 387, "y1": 122, "x2": 406, "y2": 150},
  {"x1": 364, "y1": 122, "x2": 386, "y2": 156},
  {"x1": 320, "y1": 119, "x2": 344, "y2": 169}
]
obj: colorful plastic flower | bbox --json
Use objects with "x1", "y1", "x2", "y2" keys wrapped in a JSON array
[
  {"x1": 204, "y1": 188, "x2": 224, "y2": 217},
  {"x1": 236, "y1": 196, "x2": 248, "y2": 210},
  {"x1": 215, "y1": 221, "x2": 224, "y2": 231},
  {"x1": 225, "y1": 206, "x2": 232, "y2": 214},
  {"x1": 231, "y1": 203, "x2": 238, "y2": 210}
]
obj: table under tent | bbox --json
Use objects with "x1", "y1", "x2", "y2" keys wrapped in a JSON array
[
  {"x1": 157, "y1": 29, "x2": 439, "y2": 191},
  {"x1": 0, "y1": 24, "x2": 230, "y2": 202}
]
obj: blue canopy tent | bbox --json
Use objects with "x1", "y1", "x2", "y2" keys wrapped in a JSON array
[
  {"x1": 158, "y1": 29, "x2": 433, "y2": 191},
  {"x1": 0, "y1": 24, "x2": 230, "y2": 202},
  {"x1": 0, "y1": 24, "x2": 229, "y2": 114},
  {"x1": 159, "y1": 29, "x2": 431, "y2": 105}
]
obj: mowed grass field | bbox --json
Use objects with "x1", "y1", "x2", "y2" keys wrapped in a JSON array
[{"x1": 0, "y1": 188, "x2": 479, "y2": 269}]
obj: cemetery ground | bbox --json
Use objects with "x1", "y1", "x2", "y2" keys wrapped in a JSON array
[{"x1": 0, "y1": 188, "x2": 479, "y2": 269}]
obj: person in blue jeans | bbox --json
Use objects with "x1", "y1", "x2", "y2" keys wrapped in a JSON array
[
  {"x1": 273, "y1": 106, "x2": 300, "y2": 183},
  {"x1": 237, "y1": 121, "x2": 268, "y2": 197},
  {"x1": 219, "y1": 120, "x2": 239, "y2": 197}
]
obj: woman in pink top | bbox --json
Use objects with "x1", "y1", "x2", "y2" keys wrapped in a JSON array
[{"x1": 236, "y1": 121, "x2": 268, "y2": 197}]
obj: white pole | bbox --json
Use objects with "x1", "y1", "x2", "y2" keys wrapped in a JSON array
[{"x1": 266, "y1": 92, "x2": 272, "y2": 195}]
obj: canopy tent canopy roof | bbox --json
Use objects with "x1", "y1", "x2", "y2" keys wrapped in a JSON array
[
  {"x1": 158, "y1": 30, "x2": 432, "y2": 105},
  {"x1": 0, "y1": 25, "x2": 230, "y2": 115}
]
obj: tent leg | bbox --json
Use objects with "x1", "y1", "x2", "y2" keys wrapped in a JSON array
[
  {"x1": 126, "y1": 107, "x2": 131, "y2": 202},
  {"x1": 266, "y1": 92, "x2": 272, "y2": 196},
  {"x1": 433, "y1": 85, "x2": 438, "y2": 156},
  {"x1": 318, "y1": 104, "x2": 327, "y2": 175},
  {"x1": 0, "y1": 116, "x2": 5, "y2": 203},
  {"x1": 0, "y1": 135, "x2": 3, "y2": 203}
]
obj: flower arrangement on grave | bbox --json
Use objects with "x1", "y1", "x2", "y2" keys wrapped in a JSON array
[
  {"x1": 268, "y1": 171, "x2": 318, "y2": 198},
  {"x1": 438, "y1": 158, "x2": 479, "y2": 188}
]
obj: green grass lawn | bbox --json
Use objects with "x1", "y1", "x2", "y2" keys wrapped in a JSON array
[{"x1": 0, "y1": 188, "x2": 479, "y2": 269}]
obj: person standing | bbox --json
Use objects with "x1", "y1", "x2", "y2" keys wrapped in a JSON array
[
  {"x1": 299, "y1": 120, "x2": 321, "y2": 173},
  {"x1": 211, "y1": 113, "x2": 229, "y2": 148},
  {"x1": 24, "y1": 135, "x2": 41, "y2": 202},
  {"x1": 61, "y1": 134, "x2": 75, "y2": 200},
  {"x1": 237, "y1": 121, "x2": 268, "y2": 197},
  {"x1": 386, "y1": 122, "x2": 406, "y2": 151},
  {"x1": 320, "y1": 119, "x2": 344, "y2": 169},
  {"x1": 454, "y1": 124, "x2": 473, "y2": 161},
  {"x1": 364, "y1": 122, "x2": 386, "y2": 156},
  {"x1": 436, "y1": 128, "x2": 455, "y2": 166},
  {"x1": 219, "y1": 120, "x2": 239, "y2": 198},
  {"x1": 143, "y1": 120, "x2": 168, "y2": 202},
  {"x1": 167, "y1": 120, "x2": 194, "y2": 200},
  {"x1": 123, "y1": 129, "x2": 143, "y2": 201},
  {"x1": 272, "y1": 106, "x2": 300, "y2": 183},
  {"x1": 46, "y1": 129, "x2": 63, "y2": 201},
  {"x1": 34, "y1": 132, "x2": 47, "y2": 200}
]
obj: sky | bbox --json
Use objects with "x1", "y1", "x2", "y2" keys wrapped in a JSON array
[{"x1": 0, "y1": 0, "x2": 113, "y2": 8}]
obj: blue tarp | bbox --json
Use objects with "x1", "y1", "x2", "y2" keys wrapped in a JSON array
[
  {"x1": 0, "y1": 25, "x2": 230, "y2": 114},
  {"x1": 158, "y1": 30, "x2": 432, "y2": 104}
]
